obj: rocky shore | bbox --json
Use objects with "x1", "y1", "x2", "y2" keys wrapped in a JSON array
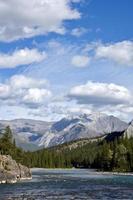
[{"x1": 0, "y1": 155, "x2": 32, "y2": 184}]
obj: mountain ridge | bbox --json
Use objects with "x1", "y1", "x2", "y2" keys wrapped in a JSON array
[{"x1": 0, "y1": 113, "x2": 129, "y2": 150}]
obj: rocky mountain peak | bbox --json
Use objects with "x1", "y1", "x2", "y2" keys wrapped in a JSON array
[{"x1": 0, "y1": 113, "x2": 129, "y2": 150}]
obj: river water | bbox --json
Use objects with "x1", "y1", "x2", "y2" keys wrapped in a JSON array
[{"x1": 0, "y1": 168, "x2": 133, "y2": 199}]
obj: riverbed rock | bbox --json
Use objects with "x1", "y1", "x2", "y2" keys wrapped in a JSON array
[{"x1": 0, "y1": 155, "x2": 32, "y2": 183}]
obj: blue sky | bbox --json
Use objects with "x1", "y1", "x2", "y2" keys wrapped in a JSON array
[{"x1": 0, "y1": 0, "x2": 133, "y2": 121}]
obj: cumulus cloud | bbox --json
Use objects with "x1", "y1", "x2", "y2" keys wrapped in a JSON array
[
  {"x1": 0, "y1": 75, "x2": 52, "y2": 108},
  {"x1": 71, "y1": 55, "x2": 90, "y2": 67},
  {"x1": 95, "y1": 41, "x2": 133, "y2": 66},
  {"x1": 23, "y1": 88, "x2": 52, "y2": 105},
  {"x1": 68, "y1": 81, "x2": 132, "y2": 106},
  {"x1": 0, "y1": 48, "x2": 46, "y2": 68},
  {"x1": 0, "y1": 76, "x2": 133, "y2": 122},
  {"x1": 0, "y1": 0, "x2": 80, "y2": 42}
]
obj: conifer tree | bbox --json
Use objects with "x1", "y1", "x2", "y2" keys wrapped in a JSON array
[{"x1": 2, "y1": 126, "x2": 13, "y2": 143}]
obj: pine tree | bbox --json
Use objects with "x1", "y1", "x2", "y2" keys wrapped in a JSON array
[{"x1": 2, "y1": 126, "x2": 13, "y2": 143}]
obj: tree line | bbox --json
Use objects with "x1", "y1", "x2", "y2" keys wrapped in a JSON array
[
  {"x1": 0, "y1": 126, "x2": 133, "y2": 172},
  {"x1": 0, "y1": 126, "x2": 28, "y2": 164}
]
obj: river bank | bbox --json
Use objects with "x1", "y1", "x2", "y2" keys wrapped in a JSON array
[{"x1": 0, "y1": 155, "x2": 32, "y2": 184}]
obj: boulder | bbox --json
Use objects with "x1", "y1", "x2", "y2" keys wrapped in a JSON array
[{"x1": 0, "y1": 155, "x2": 31, "y2": 184}]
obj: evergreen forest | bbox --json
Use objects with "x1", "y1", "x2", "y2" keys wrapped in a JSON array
[{"x1": 1, "y1": 126, "x2": 133, "y2": 172}]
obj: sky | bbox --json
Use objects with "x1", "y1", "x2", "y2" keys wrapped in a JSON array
[{"x1": 0, "y1": 0, "x2": 133, "y2": 122}]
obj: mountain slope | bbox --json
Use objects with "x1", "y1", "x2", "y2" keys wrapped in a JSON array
[
  {"x1": 124, "y1": 120, "x2": 133, "y2": 138},
  {"x1": 0, "y1": 119, "x2": 53, "y2": 150},
  {"x1": 0, "y1": 114, "x2": 128, "y2": 150},
  {"x1": 41, "y1": 113, "x2": 128, "y2": 147}
]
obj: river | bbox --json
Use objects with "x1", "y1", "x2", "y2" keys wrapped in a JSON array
[{"x1": 0, "y1": 168, "x2": 133, "y2": 199}]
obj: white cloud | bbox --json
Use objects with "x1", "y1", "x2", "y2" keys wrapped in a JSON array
[
  {"x1": 97, "y1": 104, "x2": 133, "y2": 122},
  {"x1": 0, "y1": 75, "x2": 52, "y2": 108},
  {"x1": 9, "y1": 75, "x2": 48, "y2": 89},
  {"x1": 23, "y1": 88, "x2": 52, "y2": 105},
  {"x1": 71, "y1": 27, "x2": 88, "y2": 37},
  {"x1": 71, "y1": 55, "x2": 90, "y2": 67},
  {"x1": 0, "y1": 0, "x2": 81, "y2": 42},
  {"x1": 0, "y1": 84, "x2": 10, "y2": 99},
  {"x1": 68, "y1": 81, "x2": 132, "y2": 105},
  {"x1": 0, "y1": 48, "x2": 46, "y2": 68},
  {"x1": 0, "y1": 76, "x2": 133, "y2": 122},
  {"x1": 95, "y1": 41, "x2": 133, "y2": 66}
]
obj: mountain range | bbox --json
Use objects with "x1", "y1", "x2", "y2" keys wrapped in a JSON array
[{"x1": 0, "y1": 113, "x2": 131, "y2": 150}]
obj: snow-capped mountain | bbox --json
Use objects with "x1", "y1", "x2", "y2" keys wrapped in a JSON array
[{"x1": 0, "y1": 113, "x2": 128, "y2": 150}]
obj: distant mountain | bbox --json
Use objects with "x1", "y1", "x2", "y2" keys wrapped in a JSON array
[
  {"x1": 0, "y1": 113, "x2": 128, "y2": 150},
  {"x1": 39, "y1": 113, "x2": 128, "y2": 147},
  {"x1": 0, "y1": 119, "x2": 53, "y2": 150}
]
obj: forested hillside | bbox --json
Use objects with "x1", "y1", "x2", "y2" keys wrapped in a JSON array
[
  {"x1": 0, "y1": 126, "x2": 28, "y2": 165},
  {"x1": 1, "y1": 126, "x2": 133, "y2": 172}
]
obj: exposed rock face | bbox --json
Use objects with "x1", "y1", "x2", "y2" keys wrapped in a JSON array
[
  {"x1": 41, "y1": 114, "x2": 128, "y2": 147},
  {"x1": 0, "y1": 155, "x2": 31, "y2": 184},
  {"x1": 124, "y1": 120, "x2": 133, "y2": 138},
  {"x1": 0, "y1": 114, "x2": 128, "y2": 150}
]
